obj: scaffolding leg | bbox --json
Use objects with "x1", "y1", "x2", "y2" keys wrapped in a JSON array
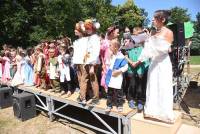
[
  {"x1": 118, "y1": 116, "x2": 121, "y2": 134},
  {"x1": 46, "y1": 97, "x2": 55, "y2": 121},
  {"x1": 122, "y1": 117, "x2": 129, "y2": 134}
]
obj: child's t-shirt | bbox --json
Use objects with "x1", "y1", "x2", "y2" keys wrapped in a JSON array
[
  {"x1": 105, "y1": 52, "x2": 128, "y2": 89},
  {"x1": 127, "y1": 46, "x2": 149, "y2": 75}
]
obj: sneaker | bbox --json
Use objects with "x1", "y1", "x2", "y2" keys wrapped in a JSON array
[
  {"x1": 137, "y1": 101, "x2": 143, "y2": 112},
  {"x1": 65, "y1": 91, "x2": 72, "y2": 98},
  {"x1": 129, "y1": 100, "x2": 136, "y2": 109},
  {"x1": 117, "y1": 106, "x2": 123, "y2": 112},
  {"x1": 87, "y1": 98, "x2": 100, "y2": 105},
  {"x1": 77, "y1": 96, "x2": 87, "y2": 105},
  {"x1": 60, "y1": 91, "x2": 66, "y2": 95},
  {"x1": 78, "y1": 99, "x2": 87, "y2": 105},
  {"x1": 105, "y1": 106, "x2": 112, "y2": 112}
]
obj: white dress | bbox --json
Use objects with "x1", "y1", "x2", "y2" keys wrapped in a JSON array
[
  {"x1": 11, "y1": 55, "x2": 26, "y2": 86},
  {"x1": 139, "y1": 36, "x2": 174, "y2": 122}
]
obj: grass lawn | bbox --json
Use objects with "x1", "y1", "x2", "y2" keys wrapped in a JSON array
[{"x1": 190, "y1": 56, "x2": 200, "y2": 65}]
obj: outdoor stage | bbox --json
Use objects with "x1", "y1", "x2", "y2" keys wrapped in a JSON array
[
  {"x1": 0, "y1": 81, "x2": 185, "y2": 134},
  {"x1": 11, "y1": 84, "x2": 137, "y2": 134}
]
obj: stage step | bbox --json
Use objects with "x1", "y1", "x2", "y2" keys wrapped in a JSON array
[
  {"x1": 176, "y1": 124, "x2": 200, "y2": 134},
  {"x1": 131, "y1": 111, "x2": 182, "y2": 134}
]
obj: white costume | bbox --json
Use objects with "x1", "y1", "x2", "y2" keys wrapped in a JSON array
[
  {"x1": 139, "y1": 36, "x2": 174, "y2": 122},
  {"x1": 73, "y1": 37, "x2": 87, "y2": 64},
  {"x1": 84, "y1": 34, "x2": 101, "y2": 64},
  {"x1": 58, "y1": 54, "x2": 71, "y2": 82},
  {"x1": 73, "y1": 34, "x2": 100, "y2": 65},
  {"x1": 11, "y1": 55, "x2": 26, "y2": 86}
]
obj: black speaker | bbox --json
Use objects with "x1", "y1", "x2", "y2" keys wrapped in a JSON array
[
  {"x1": 0, "y1": 87, "x2": 13, "y2": 109},
  {"x1": 168, "y1": 23, "x2": 185, "y2": 46},
  {"x1": 12, "y1": 92, "x2": 36, "y2": 121}
]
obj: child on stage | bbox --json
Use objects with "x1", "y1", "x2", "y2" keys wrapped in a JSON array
[
  {"x1": 11, "y1": 48, "x2": 26, "y2": 86},
  {"x1": 24, "y1": 47, "x2": 34, "y2": 86},
  {"x1": 124, "y1": 26, "x2": 149, "y2": 111},
  {"x1": 57, "y1": 44, "x2": 74, "y2": 97},
  {"x1": 105, "y1": 39, "x2": 128, "y2": 112},
  {"x1": 48, "y1": 47, "x2": 60, "y2": 93},
  {"x1": 34, "y1": 45, "x2": 46, "y2": 89}
]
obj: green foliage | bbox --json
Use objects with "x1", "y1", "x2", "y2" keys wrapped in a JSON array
[
  {"x1": 194, "y1": 12, "x2": 200, "y2": 31},
  {"x1": 191, "y1": 12, "x2": 200, "y2": 55},
  {"x1": 0, "y1": 0, "x2": 147, "y2": 47},
  {"x1": 79, "y1": 0, "x2": 117, "y2": 32},
  {"x1": 191, "y1": 32, "x2": 200, "y2": 55},
  {"x1": 169, "y1": 7, "x2": 191, "y2": 23},
  {"x1": 117, "y1": 0, "x2": 145, "y2": 29}
]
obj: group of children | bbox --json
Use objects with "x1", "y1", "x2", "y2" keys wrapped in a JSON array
[
  {"x1": 0, "y1": 38, "x2": 75, "y2": 97},
  {"x1": 0, "y1": 19, "x2": 149, "y2": 112}
]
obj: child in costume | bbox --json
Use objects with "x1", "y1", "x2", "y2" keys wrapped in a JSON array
[
  {"x1": 1, "y1": 50, "x2": 11, "y2": 83},
  {"x1": 57, "y1": 44, "x2": 73, "y2": 97},
  {"x1": 76, "y1": 19, "x2": 101, "y2": 105},
  {"x1": 48, "y1": 47, "x2": 60, "y2": 93},
  {"x1": 10, "y1": 48, "x2": 17, "y2": 79},
  {"x1": 24, "y1": 47, "x2": 34, "y2": 86},
  {"x1": 100, "y1": 25, "x2": 120, "y2": 93},
  {"x1": 34, "y1": 45, "x2": 46, "y2": 90},
  {"x1": 11, "y1": 47, "x2": 26, "y2": 86}
]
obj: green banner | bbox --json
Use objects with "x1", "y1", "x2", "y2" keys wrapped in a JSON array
[{"x1": 184, "y1": 21, "x2": 194, "y2": 38}]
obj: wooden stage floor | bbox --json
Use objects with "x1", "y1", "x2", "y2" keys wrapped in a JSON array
[{"x1": 17, "y1": 85, "x2": 136, "y2": 116}]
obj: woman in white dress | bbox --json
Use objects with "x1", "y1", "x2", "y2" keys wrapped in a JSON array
[{"x1": 134, "y1": 10, "x2": 175, "y2": 123}]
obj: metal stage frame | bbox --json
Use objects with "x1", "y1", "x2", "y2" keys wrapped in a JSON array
[{"x1": 13, "y1": 85, "x2": 137, "y2": 134}]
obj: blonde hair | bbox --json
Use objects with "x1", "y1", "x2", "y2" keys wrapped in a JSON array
[{"x1": 111, "y1": 38, "x2": 120, "y2": 49}]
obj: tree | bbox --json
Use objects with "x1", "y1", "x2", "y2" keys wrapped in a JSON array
[
  {"x1": 191, "y1": 32, "x2": 200, "y2": 55},
  {"x1": 0, "y1": 0, "x2": 32, "y2": 47},
  {"x1": 191, "y1": 12, "x2": 200, "y2": 55},
  {"x1": 0, "y1": 0, "x2": 147, "y2": 47},
  {"x1": 194, "y1": 12, "x2": 200, "y2": 31},
  {"x1": 169, "y1": 7, "x2": 191, "y2": 23},
  {"x1": 117, "y1": 0, "x2": 145, "y2": 29},
  {"x1": 79, "y1": 0, "x2": 117, "y2": 32},
  {"x1": 0, "y1": 0, "x2": 83, "y2": 47}
]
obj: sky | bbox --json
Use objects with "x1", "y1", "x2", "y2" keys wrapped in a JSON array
[{"x1": 112, "y1": 0, "x2": 200, "y2": 21}]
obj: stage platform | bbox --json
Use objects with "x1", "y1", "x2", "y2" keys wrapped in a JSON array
[
  {"x1": 1, "y1": 82, "x2": 185, "y2": 134},
  {"x1": 17, "y1": 85, "x2": 135, "y2": 116},
  {"x1": 13, "y1": 84, "x2": 137, "y2": 134}
]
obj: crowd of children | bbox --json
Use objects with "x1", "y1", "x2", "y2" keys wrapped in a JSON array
[{"x1": 0, "y1": 19, "x2": 149, "y2": 113}]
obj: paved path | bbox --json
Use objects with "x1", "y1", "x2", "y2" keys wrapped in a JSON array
[{"x1": 190, "y1": 65, "x2": 200, "y2": 68}]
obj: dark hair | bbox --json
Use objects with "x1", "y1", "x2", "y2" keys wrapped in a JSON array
[
  {"x1": 107, "y1": 25, "x2": 119, "y2": 36},
  {"x1": 154, "y1": 10, "x2": 171, "y2": 25},
  {"x1": 27, "y1": 47, "x2": 33, "y2": 56},
  {"x1": 100, "y1": 33, "x2": 105, "y2": 39}
]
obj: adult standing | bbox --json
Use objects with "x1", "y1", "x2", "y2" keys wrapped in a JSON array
[
  {"x1": 135, "y1": 10, "x2": 175, "y2": 123},
  {"x1": 100, "y1": 25, "x2": 120, "y2": 92}
]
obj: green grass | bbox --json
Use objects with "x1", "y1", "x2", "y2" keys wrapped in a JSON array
[{"x1": 190, "y1": 56, "x2": 200, "y2": 65}]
